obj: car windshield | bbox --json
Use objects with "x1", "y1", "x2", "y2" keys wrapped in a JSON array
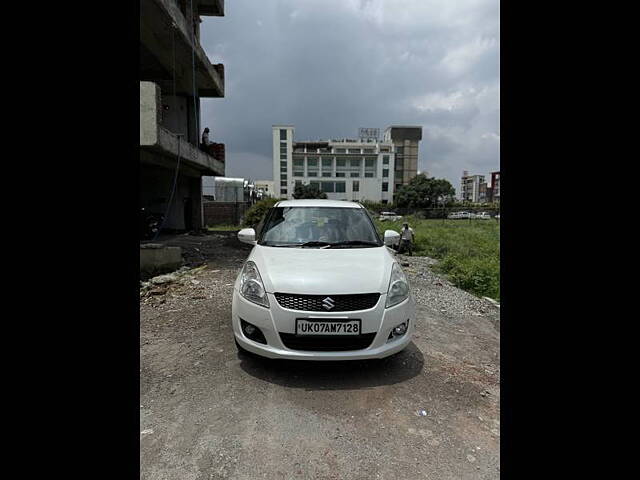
[{"x1": 259, "y1": 207, "x2": 381, "y2": 247}]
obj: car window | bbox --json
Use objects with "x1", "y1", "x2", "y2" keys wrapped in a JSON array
[{"x1": 260, "y1": 207, "x2": 381, "y2": 246}]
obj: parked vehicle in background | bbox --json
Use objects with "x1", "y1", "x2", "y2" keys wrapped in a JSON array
[
  {"x1": 379, "y1": 211, "x2": 402, "y2": 222},
  {"x1": 475, "y1": 212, "x2": 492, "y2": 220},
  {"x1": 140, "y1": 207, "x2": 164, "y2": 239},
  {"x1": 232, "y1": 199, "x2": 415, "y2": 360},
  {"x1": 447, "y1": 211, "x2": 471, "y2": 219}
]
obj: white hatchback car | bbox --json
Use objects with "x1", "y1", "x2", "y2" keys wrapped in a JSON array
[
  {"x1": 232, "y1": 199, "x2": 416, "y2": 360},
  {"x1": 379, "y1": 211, "x2": 402, "y2": 222}
]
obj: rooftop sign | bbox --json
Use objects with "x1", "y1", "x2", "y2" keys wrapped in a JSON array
[{"x1": 358, "y1": 127, "x2": 379, "y2": 140}]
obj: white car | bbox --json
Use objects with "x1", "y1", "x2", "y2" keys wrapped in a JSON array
[
  {"x1": 448, "y1": 211, "x2": 471, "y2": 219},
  {"x1": 379, "y1": 211, "x2": 402, "y2": 222},
  {"x1": 475, "y1": 212, "x2": 492, "y2": 220},
  {"x1": 232, "y1": 199, "x2": 416, "y2": 360}
]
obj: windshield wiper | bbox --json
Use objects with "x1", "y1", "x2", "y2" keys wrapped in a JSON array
[
  {"x1": 263, "y1": 241, "x2": 331, "y2": 248},
  {"x1": 264, "y1": 243, "x2": 304, "y2": 247},
  {"x1": 265, "y1": 240, "x2": 379, "y2": 248},
  {"x1": 300, "y1": 241, "x2": 332, "y2": 248},
  {"x1": 326, "y1": 240, "x2": 380, "y2": 248}
]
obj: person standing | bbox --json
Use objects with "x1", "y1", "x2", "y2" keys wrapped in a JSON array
[
  {"x1": 399, "y1": 222, "x2": 415, "y2": 256},
  {"x1": 201, "y1": 127, "x2": 212, "y2": 150}
]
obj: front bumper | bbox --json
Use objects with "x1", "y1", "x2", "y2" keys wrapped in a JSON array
[{"x1": 231, "y1": 290, "x2": 416, "y2": 360}]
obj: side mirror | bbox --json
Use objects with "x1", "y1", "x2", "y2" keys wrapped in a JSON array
[
  {"x1": 384, "y1": 230, "x2": 400, "y2": 247},
  {"x1": 238, "y1": 228, "x2": 257, "y2": 245}
]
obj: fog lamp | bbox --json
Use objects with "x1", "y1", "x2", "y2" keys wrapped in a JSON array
[
  {"x1": 393, "y1": 321, "x2": 408, "y2": 336},
  {"x1": 244, "y1": 324, "x2": 256, "y2": 335}
]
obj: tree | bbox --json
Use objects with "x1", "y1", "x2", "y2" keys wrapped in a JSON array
[
  {"x1": 292, "y1": 183, "x2": 328, "y2": 199},
  {"x1": 394, "y1": 174, "x2": 455, "y2": 209}
]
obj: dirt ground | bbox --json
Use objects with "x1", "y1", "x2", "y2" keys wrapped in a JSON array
[{"x1": 140, "y1": 232, "x2": 500, "y2": 480}]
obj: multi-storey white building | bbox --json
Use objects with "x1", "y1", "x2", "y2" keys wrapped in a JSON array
[
  {"x1": 272, "y1": 125, "x2": 396, "y2": 203},
  {"x1": 460, "y1": 171, "x2": 485, "y2": 203}
]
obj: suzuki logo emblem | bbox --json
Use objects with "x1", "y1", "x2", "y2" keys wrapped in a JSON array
[{"x1": 322, "y1": 297, "x2": 335, "y2": 311}]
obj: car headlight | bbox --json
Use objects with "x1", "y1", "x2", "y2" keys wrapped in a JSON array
[
  {"x1": 239, "y1": 261, "x2": 270, "y2": 308},
  {"x1": 385, "y1": 262, "x2": 409, "y2": 308}
]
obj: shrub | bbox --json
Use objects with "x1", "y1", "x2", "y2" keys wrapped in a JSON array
[{"x1": 242, "y1": 197, "x2": 278, "y2": 227}]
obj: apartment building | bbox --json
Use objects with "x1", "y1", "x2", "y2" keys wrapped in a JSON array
[
  {"x1": 490, "y1": 171, "x2": 500, "y2": 203},
  {"x1": 140, "y1": 0, "x2": 225, "y2": 232},
  {"x1": 460, "y1": 171, "x2": 485, "y2": 203},
  {"x1": 273, "y1": 126, "x2": 396, "y2": 203}
]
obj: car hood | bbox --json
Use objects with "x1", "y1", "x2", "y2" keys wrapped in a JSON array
[{"x1": 248, "y1": 245, "x2": 396, "y2": 295}]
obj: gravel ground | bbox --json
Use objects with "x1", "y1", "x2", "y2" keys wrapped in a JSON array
[
  {"x1": 140, "y1": 233, "x2": 500, "y2": 480},
  {"x1": 396, "y1": 254, "x2": 500, "y2": 332}
]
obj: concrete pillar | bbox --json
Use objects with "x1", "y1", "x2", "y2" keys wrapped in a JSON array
[
  {"x1": 190, "y1": 176, "x2": 203, "y2": 231},
  {"x1": 186, "y1": 95, "x2": 199, "y2": 147}
]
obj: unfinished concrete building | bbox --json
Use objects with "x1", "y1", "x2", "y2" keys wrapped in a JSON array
[{"x1": 140, "y1": 0, "x2": 225, "y2": 233}]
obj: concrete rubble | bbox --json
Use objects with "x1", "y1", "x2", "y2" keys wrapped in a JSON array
[{"x1": 140, "y1": 265, "x2": 208, "y2": 297}]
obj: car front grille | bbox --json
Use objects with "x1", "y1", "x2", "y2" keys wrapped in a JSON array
[
  {"x1": 279, "y1": 332, "x2": 377, "y2": 352},
  {"x1": 274, "y1": 293, "x2": 380, "y2": 312}
]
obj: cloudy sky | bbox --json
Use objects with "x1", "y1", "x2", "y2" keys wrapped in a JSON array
[{"x1": 200, "y1": 0, "x2": 499, "y2": 190}]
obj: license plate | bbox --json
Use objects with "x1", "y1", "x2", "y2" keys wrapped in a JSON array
[{"x1": 296, "y1": 319, "x2": 361, "y2": 336}]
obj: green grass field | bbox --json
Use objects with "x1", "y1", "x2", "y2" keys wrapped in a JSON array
[{"x1": 375, "y1": 216, "x2": 500, "y2": 301}]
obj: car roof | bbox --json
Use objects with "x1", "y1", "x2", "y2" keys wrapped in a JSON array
[{"x1": 275, "y1": 199, "x2": 362, "y2": 209}]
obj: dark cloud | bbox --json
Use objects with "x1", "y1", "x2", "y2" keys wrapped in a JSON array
[{"x1": 200, "y1": 0, "x2": 499, "y2": 188}]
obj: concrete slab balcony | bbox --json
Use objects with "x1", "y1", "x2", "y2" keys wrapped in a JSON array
[
  {"x1": 140, "y1": 0, "x2": 224, "y2": 98},
  {"x1": 140, "y1": 81, "x2": 224, "y2": 177}
]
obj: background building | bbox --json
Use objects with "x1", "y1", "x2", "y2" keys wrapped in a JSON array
[
  {"x1": 490, "y1": 171, "x2": 500, "y2": 203},
  {"x1": 140, "y1": 0, "x2": 225, "y2": 233},
  {"x1": 202, "y1": 176, "x2": 252, "y2": 226},
  {"x1": 485, "y1": 184, "x2": 493, "y2": 204},
  {"x1": 273, "y1": 125, "x2": 396, "y2": 203},
  {"x1": 382, "y1": 126, "x2": 423, "y2": 196},
  {"x1": 254, "y1": 180, "x2": 274, "y2": 199},
  {"x1": 202, "y1": 176, "x2": 245, "y2": 202},
  {"x1": 478, "y1": 181, "x2": 488, "y2": 203},
  {"x1": 460, "y1": 171, "x2": 485, "y2": 203}
]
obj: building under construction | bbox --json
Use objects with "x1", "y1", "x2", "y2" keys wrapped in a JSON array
[{"x1": 140, "y1": 0, "x2": 225, "y2": 233}]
